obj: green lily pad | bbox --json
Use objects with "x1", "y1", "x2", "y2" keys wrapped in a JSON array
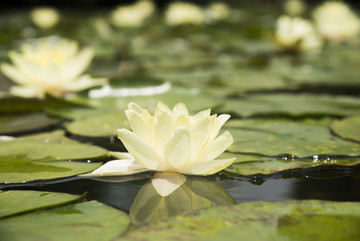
[
  {"x1": 222, "y1": 153, "x2": 360, "y2": 176},
  {"x1": 0, "y1": 113, "x2": 61, "y2": 135},
  {"x1": 20, "y1": 130, "x2": 77, "y2": 143},
  {"x1": 0, "y1": 200, "x2": 130, "y2": 241},
  {"x1": 117, "y1": 200, "x2": 360, "y2": 241},
  {"x1": 65, "y1": 111, "x2": 129, "y2": 137},
  {"x1": 225, "y1": 119, "x2": 360, "y2": 157},
  {"x1": 0, "y1": 139, "x2": 108, "y2": 161},
  {"x1": 0, "y1": 190, "x2": 85, "y2": 218},
  {"x1": 0, "y1": 96, "x2": 43, "y2": 114},
  {"x1": 83, "y1": 86, "x2": 220, "y2": 114},
  {"x1": 330, "y1": 116, "x2": 360, "y2": 142},
  {"x1": 0, "y1": 156, "x2": 102, "y2": 183},
  {"x1": 219, "y1": 94, "x2": 360, "y2": 118}
]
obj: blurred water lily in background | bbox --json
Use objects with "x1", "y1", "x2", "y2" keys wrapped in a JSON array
[
  {"x1": 111, "y1": 0, "x2": 155, "y2": 28},
  {"x1": 85, "y1": 102, "x2": 235, "y2": 176},
  {"x1": 205, "y1": 2, "x2": 231, "y2": 23},
  {"x1": 283, "y1": 0, "x2": 306, "y2": 16},
  {"x1": 165, "y1": 1, "x2": 205, "y2": 26},
  {"x1": 313, "y1": 1, "x2": 360, "y2": 43},
  {"x1": 275, "y1": 15, "x2": 323, "y2": 52},
  {"x1": 30, "y1": 7, "x2": 60, "y2": 29},
  {"x1": 0, "y1": 36, "x2": 107, "y2": 99}
]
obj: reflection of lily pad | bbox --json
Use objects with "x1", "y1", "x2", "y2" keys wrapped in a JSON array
[
  {"x1": 0, "y1": 113, "x2": 61, "y2": 135},
  {"x1": 226, "y1": 119, "x2": 360, "y2": 157},
  {"x1": 222, "y1": 153, "x2": 360, "y2": 176},
  {"x1": 0, "y1": 191, "x2": 85, "y2": 218},
  {"x1": 119, "y1": 200, "x2": 360, "y2": 241},
  {"x1": 0, "y1": 139, "x2": 108, "y2": 161},
  {"x1": 220, "y1": 94, "x2": 360, "y2": 117},
  {"x1": 330, "y1": 116, "x2": 360, "y2": 142},
  {"x1": 1, "y1": 199, "x2": 130, "y2": 241},
  {"x1": 0, "y1": 155, "x2": 102, "y2": 183}
]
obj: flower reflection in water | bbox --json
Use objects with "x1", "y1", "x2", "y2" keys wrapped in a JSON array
[{"x1": 129, "y1": 172, "x2": 235, "y2": 224}]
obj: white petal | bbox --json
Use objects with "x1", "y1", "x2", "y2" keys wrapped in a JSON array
[
  {"x1": 163, "y1": 126, "x2": 191, "y2": 170},
  {"x1": 82, "y1": 159, "x2": 149, "y2": 177},
  {"x1": 151, "y1": 172, "x2": 186, "y2": 196},
  {"x1": 0, "y1": 64, "x2": 24, "y2": 84},
  {"x1": 118, "y1": 129, "x2": 164, "y2": 170},
  {"x1": 181, "y1": 157, "x2": 235, "y2": 175},
  {"x1": 154, "y1": 107, "x2": 175, "y2": 153},
  {"x1": 63, "y1": 47, "x2": 93, "y2": 79},
  {"x1": 10, "y1": 85, "x2": 44, "y2": 99},
  {"x1": 63, "y1": 75, "x2": 107, "y2": 92},
  {"x1": 109, "y1": 151, "x2": 134, "y2": 159},
  {"x1": 155, "y1": 102, "x2": 173, "y2": 118},
  {"x1": 172, "y1": 102, "x2": 189, "y2": 116},
  {"x1": 195, "y1": 131, "x2": 233, "y2": 164},
  {"x1": 128, "y1": 102, "x2": 143, "y2": 114},
  {"x1": 208, "y1": 114, "x2": 231, "y2": 142},
  {"x1": 189, "y1": 116, "x2": 209, "y2": 161},
  {"x1": 175, "y1": 113, "x2": 191, "y2": 128},
  {"x1": 125, "y1": 109, "x2": 153, "y2": 145}
]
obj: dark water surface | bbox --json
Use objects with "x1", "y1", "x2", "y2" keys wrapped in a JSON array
[{"x1": 3, "y1": 169, "x2": 359, "y2": 213}]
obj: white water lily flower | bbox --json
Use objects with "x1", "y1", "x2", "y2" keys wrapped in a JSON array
[
  {"x1": 313, "y1": 1, "x2": 360, "y2": 43},
  {"x1": 0, "y1": 37, "x2": 106, "y2": 99},
  {"x1": 111, "y1": 0, "x2": 155, "y2": 27},
  {"x1": 284, "y1": 0, "x2": 306, "y2": 16},
  {"x1": 165, "y1": 2, "x2": 205, "y2": 26},
  {"x1": 275, "y1": 15, "x2": 323, "y2": 51},
  {"x1": 205, "y1": 2, "x2": 230, "y2": 23},
  {"x1": 85, "y1": 102, "x2": 235, "y2": 177},
  {"x1": 31, "y1": 7, "x2": 60, "y2": 29}
]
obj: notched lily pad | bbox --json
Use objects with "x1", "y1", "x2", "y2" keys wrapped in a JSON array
[
  {"x1": 225, "y1": 119, "x2": 360, "y2": 157},
  {"x1": 118, "y1": 200, "x2": 360, "y2": 241},
  {"x1": 0, "y1": 113, "x2": 62, "y2": 135},
  {"x1": 0, "y1": 200, "x2": 130, "y2": 241},
  {"x1": 330, "y1": 115, "x2": 360, "y2": 142},
  {"x1": 0, "y1": 190, "x2": 85, "y2": 218}
]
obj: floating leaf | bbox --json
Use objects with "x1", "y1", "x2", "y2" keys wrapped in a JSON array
[
  {"x1": 0, "y1": 113, "x2": 61, "y2": 135},
  {"x1": 0, "y1": 96, "x2": 43, "y2": 114},
  {"x1": 226, "y1": 119, "x2": 360, "y2": 157},
  {"x1": 118, "y1": 200, "x2": 360, "y2": 241},
  {"x1": 0, "y1": 200, "x2": 130, "y2": 241},
  {"x1": 0, "y1": 190, "x2": 85, "y2": 218},
  {"x1": 0, "y1": 139, "x2": 108, "y2": 161},
  {"x1": 219, "y1": 94, "x2": 360, "y2": 117},
  {"x1": 330, "y1": 115, "x2": 360, "y2": 142},
  {"x1": 65, "y1": 111, "x2": 129, "y2": 137},
  {"x1": 0, "y1": 155, "x2": 102, "y2": 183},
  {"x1": 222, "y1": 153, "x2": 360, "y2": 176}
]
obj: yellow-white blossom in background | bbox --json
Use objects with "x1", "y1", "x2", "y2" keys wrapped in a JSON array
[
  {"x1": 85, "y1": 102, "x2": 235, "y2": 176},
  {"x1": 30, "y1": 7, "x2": 60, "y2": 29},
  {"x1": 275, "y1": 15, "x2": 323, "y2": 51},
  {"x1": 111, "y1": 0, "x2": 155, "y2": 27},
  {"x1": 205, "y1": 2, "x2": 230, "y2": 23},
  {"x1": 165, "y1": 2, "x2": 205, "y2": 26},
  {"x1": 284, "y1": 0, "x2": 306, "y2": 16},
  {"x1": 313, "y1": 1, "x2": 360, "y2": 43},
  {"x1": 0, "y1": 37, "x2": 106, "y2": 99}
]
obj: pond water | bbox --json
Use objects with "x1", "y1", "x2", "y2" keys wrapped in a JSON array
[{"x1": 3, "y1": 167, "x2": 360, "y2": 214}]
